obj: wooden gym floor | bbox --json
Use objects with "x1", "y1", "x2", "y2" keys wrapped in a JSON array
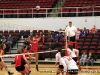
[{"x1": 0, "y1": 64, "x2": 100, "y2": 75}]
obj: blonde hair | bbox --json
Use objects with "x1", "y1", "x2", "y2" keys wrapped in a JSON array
[{"x1": 17, "y1": 49, "x2": 22, "y2": 54}]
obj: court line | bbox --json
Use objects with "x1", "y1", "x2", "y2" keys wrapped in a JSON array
[{"x1": 6, "y1": 66, "x2": 100, "y2": 70}]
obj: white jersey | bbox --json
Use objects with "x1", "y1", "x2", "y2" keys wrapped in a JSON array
[
  {"x1": 67, "y1": 48, "x2": 79, "y2": 57},
  {"x1": 65, "y1": 25, "x2": 77, "y2": 37},
  {"x1": 60, "y1": 56, "x2": 78, "y2": 75},
  {"x1": 55, "y1": 52, "x2": 61, "y2": 63}
]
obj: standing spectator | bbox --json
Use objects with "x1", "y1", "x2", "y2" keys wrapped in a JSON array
[
  {"x1": 76, "y1": 28, "x2": 81, "y2": 39},
  {"x1": 81, "y1": 27, "x2": 88, "y2": 36},
  {"x1": 65, "y1": 21, "x2": 77, "y2": 42},
  {"x1": 7, "y1": 35, "x2": 13, "y2": 48},
  {"x1": 80, "y1": 52, "x2": 87, "y2": 66},
  {"x1": 90, "y1": 25, "x2": 97, "y2": 34},
  {"x1": 87, "y1": 52, "x2": 94, "y2": 66}
]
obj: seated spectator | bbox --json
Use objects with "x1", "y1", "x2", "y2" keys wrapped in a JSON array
[
  {"x1": 23, "y1": 38, "x2": 30, "y2": 46},
  {"x1": 53, "y1": 40, "x2": 61, "y2": 49},
  {"x1": 7, "y1": 35, "x2": 13, "y2": 48},
  {"x1": 0, "y1": 38, "x2": 2, "y2": 44},
  {"x1": 76, "y1": 28, "x2": 81, "y2": 39},
  {"x1": 90, "y1": 25, "x2": 97, "y2": 34},
  {"x1": 87, "y1": 52, "x2": 94, "y2": 66},
  {"x1": 54, "y1": 33, "x2": 59, "y2": 39},
  {"x1": 58, "y1": 32, "x2": 64, "y2": 39},
  {"x1": 81, "y1": 27, "x2": 88, "y2": 36},
  {"x1": 1, "y1": 36, "x2": 6, "y2": 43},
  {"x1": 80, "y1": 52, "x2": 87, "y2": 66}
]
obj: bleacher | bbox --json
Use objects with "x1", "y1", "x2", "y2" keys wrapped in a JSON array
[
  {"x1": 77, "y1": 29, "x2": 100, "y2": 59},
  {"x1": 61, "y1": 0, "x2": 100, "y2": 17},
  {"x1": 0, "y1": 0, "x2": 57, "y2": 18}
]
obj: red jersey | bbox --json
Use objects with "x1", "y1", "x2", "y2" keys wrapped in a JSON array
[
  {"x1": 0, "y1": 49, "x2": 4, "y2": 55},
  {"x1": 23, "y1": 49, "x2": 29, "y2": 53},
  {"x1": 90, "y1": 28, "x2": 96, "y2": 33},
  {"x1": 15, "y1": 55, "x2": 23, "y2": 67},
  {"x1": 30, "y1": 40, "x2": 38, "y2": 52}
]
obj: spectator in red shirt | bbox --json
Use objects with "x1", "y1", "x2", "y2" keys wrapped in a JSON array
[{"x1": 90, "y1": 25, "x2": 97, "y2": 34}]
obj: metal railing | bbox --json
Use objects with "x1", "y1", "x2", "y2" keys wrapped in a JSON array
[{"x1": 0, "y1": 6, "x2": 100, "y2": 18}]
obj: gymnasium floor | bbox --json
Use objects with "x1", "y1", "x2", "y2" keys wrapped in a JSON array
[{"x1": 0, "y1": 64, "x2": 100, "y2": 75}]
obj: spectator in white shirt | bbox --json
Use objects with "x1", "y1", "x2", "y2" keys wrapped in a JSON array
[
  {"x1": 65, "y1": 21, "x2": 77, "y2": 42},
  {"x1": 80, "y1": 52, "x2": 87, "y2": 66}
]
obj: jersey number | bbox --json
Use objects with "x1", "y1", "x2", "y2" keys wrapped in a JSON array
[{"x1": 66, "y1": 57, "x2": 72, "y2": 61}]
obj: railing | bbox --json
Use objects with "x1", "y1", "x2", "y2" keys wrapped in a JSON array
[{"x1": 0, "y1": 6, "x2": 100, "y2": 18}]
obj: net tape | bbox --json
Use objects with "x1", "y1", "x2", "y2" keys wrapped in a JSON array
[{"x1": 0, "y1": 49, "x2": 66, "y2": 57}]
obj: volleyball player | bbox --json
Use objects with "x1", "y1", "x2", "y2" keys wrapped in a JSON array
[
  {"x1": 14, "y1": 49, "x2": 30, "y2": 75},
  {"x1": 55, "y1": 48, "x2": 63, "y2": 75},
  {"x1": 67, "y1": 44, "x2": 79, "y2": 62},
  {"x1": 67, "y1": 44, "x2": 80, "y2": 69},
  {"x1": 0, "y1": 44, "x2": 14, "y2": 75},
  {"x1": 22, "y1": 44, "x2": 36, "y2": 61},
  {"x1": 28, "y1": 32, "x2": 42, "y2": 71},
  {"x1": 59, "y1": 51, "x2": 79, "y2": 75}
]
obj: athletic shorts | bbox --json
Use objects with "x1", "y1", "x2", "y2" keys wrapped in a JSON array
[
  {"x1": 0, "y1": 58, "x2": 1, "y2": 62},
  {"x1": 59, "y1": 65, "x2": 64, "y2": 69},
  {"x1": 68, "y1": 69, "x2": 78, "y2": 74},
  {"x1": 15, "y1": 66, "x2": 25, "y2": 71},
  {"x1": 15, "y1": 58, "x2": 26, "y2": 71},
  {"x1": 72, "y1": 57, "x2": 77, "y2": 62}
]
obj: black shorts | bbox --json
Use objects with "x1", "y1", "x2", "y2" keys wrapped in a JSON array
[
  {"x1": 68, "y1": 69, "x2": 78, "y2": 74},
  {"x1": 59, "y1": 65, "x2": 64, "y2": 69},
  {"x1": 16, "y1": 66, "x2": 25, "y2": 71},
  {"x1": 72, "y1": 57, "x2": 77, "y2": 62},
  {"x1": 67, "y1": 36, "x2": 75, "y2": 42},
  {"x1": 0, "y1": 58, "x2": 1, "y2": 62}
]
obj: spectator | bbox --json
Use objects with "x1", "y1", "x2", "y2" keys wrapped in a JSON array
[
  {"x1": 0, "y1": 38, "x2": 2, "y2": 44},
  {"x1": 81, "y1": 27, "x2": 88, "y2": 36},
  {"x1": 87, "y1": 52, "x2": 94, "y2": 66},
  {"x1": 53, "y1": 40, "x2": 61, "y2": 49},
  {"x1": 7, "y1": 35, "x2": 13, "y2": 48},
  {"x1": 80, "y1": 52, "x2": 87, "y2": 66},
  {"x1": 65, "y1": 21, "x2": 77, "y2": 42},
  {"x1": 54, "y1": 33, "x2": 59, "y2": 40},
  {"x1": 58, "y1": 32, "x2": 64, "y2": 39},
  {"x1": 90, "y1": 25, "x2": 97, "y2": 34},
  {"x1": 76, "y1": 28, "x2": 81, "y2": 39},
  {"x1": 1, "y1": 36, "x2": 6, "y2": 43},
  {"x1": 23, "y1": 38, "x2": 30, "y2": 46}
]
